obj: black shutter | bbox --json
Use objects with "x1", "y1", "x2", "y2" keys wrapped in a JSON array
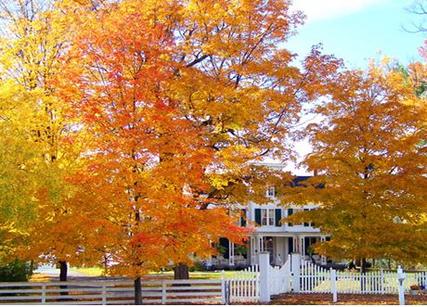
[
  {"x1": 287, "y1": 208, "x2": 293, "y2": 226},
  {"x1": 275, "y1": 209, "x2": 282, "y2": 226},
  {"x1": 288, "y1": 237, "x2": 294, "y2": 253},
  {"x1": 219, "y1": 237, "x2": 229, "y2": 259},
  {"x1": 255, "y1": 209, "x2": 261, "y2": 225},
  {"x1": 304, "y1": 208, "x2": 309, "y2": 227},
  {"x1": 241, "y1": 209, "x2": 247, "y2": 227},
  {"x1": 304, "y1": 237, "x2": 310, "y2": 255}
]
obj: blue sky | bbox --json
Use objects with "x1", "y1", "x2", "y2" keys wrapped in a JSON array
[
  {"x1": 276, "y1": 0, "x2": 427, "y2": 174},
  {"x1": 288, "y1": 0, "x2": 425, "y2": 69}
]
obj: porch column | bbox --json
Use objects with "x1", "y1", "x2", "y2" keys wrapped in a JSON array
[
  {"x1": 293, "y1": 236, "x2": 299, "y2": 255},
  {"x1": 320, "y1": 236, "x2": 327, "y2": 265},
  {"x1": 252, "y1": 235, "x2": 263, "y2": 265},
  {"x1": 300, "y1": 237, "x2": 305, "y2": 256},
  {"x1": 228, "y1": 241, "x2": 235, "y2": 266},
  {"x1": 250, "y1": 236, "x2": 256, "y2": 265}
]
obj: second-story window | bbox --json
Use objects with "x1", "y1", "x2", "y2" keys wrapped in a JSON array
[
  {"x1": 268, "y1": 209, "x2": 275, "y2": 225},
  {"x1": 261, "y1": 209, "x2": 269, "y2": 225},
  {"x1": 255, "y1": 208, "x2": 282, "y2": 226},
  {"x1": 304, "y1": 208, "x2": 316, "y2": 227}
]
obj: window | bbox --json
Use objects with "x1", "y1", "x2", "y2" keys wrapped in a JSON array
[
  {"x1": 261, "y1": 209, "x2": 268, "y2": 225},
  {"x1": 303, "y1": 208, "x2": 315, "y2": 227},
  {"x1": 268, "y1": 209, "x2": 275, "y2": 225},
  {"x1": 256, "y1": 208, "x2": 277, "y2": 226},
  {"x1": 266, "y1": 186, "x2": 276, "y2": 198}
]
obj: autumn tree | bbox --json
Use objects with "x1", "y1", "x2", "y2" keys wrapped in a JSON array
[
  {"x1": 284, "y1": 65, "x2": 427, "y2": 271},
  {"x1": 58, "y1": 2, "x2": 252, "y2": 302},
  {"x1": 0, "y1": 82, "x2": 40, "y2": 264},
  {"x1": 59, "y1": 0, "x2": 341, "y2": 286},
  {"x1": 0, "y1": 0, "x2": 96, "y2": 283},
  {"x1": 167, "y1": 0, "x2": 340, "y2": 278}
]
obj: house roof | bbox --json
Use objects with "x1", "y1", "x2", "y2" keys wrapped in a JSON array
[
  {"x1": 290, "y1": 176, "x2": 324, "y2": 189},
  {"x1": 292, "y1": 176, "x2": 312, "y2": 187}
]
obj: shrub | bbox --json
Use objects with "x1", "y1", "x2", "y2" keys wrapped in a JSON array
[{"x1": 0, "y1": 260, "x2": 32, "y2": 282}]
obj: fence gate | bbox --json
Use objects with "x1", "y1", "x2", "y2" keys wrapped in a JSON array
[{"x1": 269, "y1": 258, "x2": 292, "y2": 295}]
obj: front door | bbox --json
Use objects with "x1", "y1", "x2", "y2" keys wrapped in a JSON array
[{"x1": 263, "y1": 237, "x2": 274, "y2": 263}]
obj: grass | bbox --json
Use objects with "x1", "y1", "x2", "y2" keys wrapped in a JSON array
[
  {"x1": 71, "y1": 266, "x2": 105, "y2": 276},
  {"x1": 147, "y1": 270, "x2": 246, "y2": 279},
  {"x1": 69, "y1": 267, "x2": 249, "y2": 279}
]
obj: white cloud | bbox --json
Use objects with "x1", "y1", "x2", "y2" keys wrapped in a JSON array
[{"x1": 292, "y1": 0, "x2": 387, "y2": 23}]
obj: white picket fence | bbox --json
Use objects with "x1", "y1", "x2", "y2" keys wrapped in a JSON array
[
  {"x1": 299, "y1": 258, "x2": 427, "y2": 295},
  {"x1": 227, "y1": 265, "x2": 260, "y2": 303},
  {"x1": 300, "y1": 259, "x2": 331, "y2": 293},
  {"x1": 0, "y1": 279, "x2": 229, "y2": 305},
  {"x1": 1, "y1": 255, "x2": 425, "y2": 305}
]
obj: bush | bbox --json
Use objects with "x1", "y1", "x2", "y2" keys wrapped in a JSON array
[
  {"x1": 189, "y1": 261, "x2": 205, "y2": 272},
  {"x1": 0, "y1": 260, "x2": 32, "y2": 282}
]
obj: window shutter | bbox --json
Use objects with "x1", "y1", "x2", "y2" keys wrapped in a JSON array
[
  {"x1": 275, "y1": 209, "x2": 282, "y2": 226},
  {"x1": 255, "y1": 209, "x2": 261, "y2": 225},
  {"x1": 288, "y1": 237, "x2": 294, "y2": 253},
  {"x1": 241, "y1": 209, "x2": 247, "y2": 227},
  {"x1": 304, "y1": 208, "x2": 309, "y2": 226},
  {"x1": 287, "y1": 208, "x2": 293, "y2": 226},
  {"x1": 219, "y1": 237, "x2": 229, "y2": 259}
]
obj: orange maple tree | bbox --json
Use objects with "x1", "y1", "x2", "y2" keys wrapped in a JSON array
[
  {"x1": 0, "y1": 0, "x2": 342, "y2": 292},
  {"x1": 58, "y1": 0, "x2": 341, "y2": 286}
]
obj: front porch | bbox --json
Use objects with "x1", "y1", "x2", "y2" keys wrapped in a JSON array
[{"x1": 249, "y1": 234, "x2": 328, "y2": 266}]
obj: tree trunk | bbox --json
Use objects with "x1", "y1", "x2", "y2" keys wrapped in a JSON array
[
  {"x1": 134, "y1": 277, "x2": 142, "y2": 305},
  {"x1": 174, "y1": 263, "x2": 190, "y2": 280},
  {"x1": 58, "y1": 261, "x2": 69, "y2": 297},
  {"x1": 29, "y1": 260, "x2": 34, "y2": 277},
  {"x1": 360, "y1": 258, "x2": 367, "y2": 273}
]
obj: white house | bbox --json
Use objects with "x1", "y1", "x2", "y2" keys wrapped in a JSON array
[{"x1": 210, "y1": 164, "x2": 329, "y2": 268}]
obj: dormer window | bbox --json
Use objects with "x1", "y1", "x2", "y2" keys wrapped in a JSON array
[{"x1": 266, "y1": 186, "x2": 276, "y2": 198}]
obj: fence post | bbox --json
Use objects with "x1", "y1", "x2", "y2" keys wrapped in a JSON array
[
  {"x1": 161, "y1": 280, "x2": 166, "y2": 305},
  {"x1": 291, "y1": 253, "x2": 301, "y2": 293},
  {"x1": 397, "y1": 266, "x2": 405, "y2": 305},
  {"x1": 331, "y1": 269, "x2": 337, "y2": 303},
  {"x1": 101, "y1": 284, "x2": 107, "y2": 305},
  {"x1": 258, "y1": 252, "x2": 270, "y2": 303},
  {"x1": 41, "y1": 285, "x2": 46, "y2": 304},
  {"x1": 221, "y1": 273, "x2": 227, "y2": 305}
]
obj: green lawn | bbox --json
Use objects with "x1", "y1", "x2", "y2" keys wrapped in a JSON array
[{"x1": 71, "y1": 267, "x2": 246, "y2": 279}]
